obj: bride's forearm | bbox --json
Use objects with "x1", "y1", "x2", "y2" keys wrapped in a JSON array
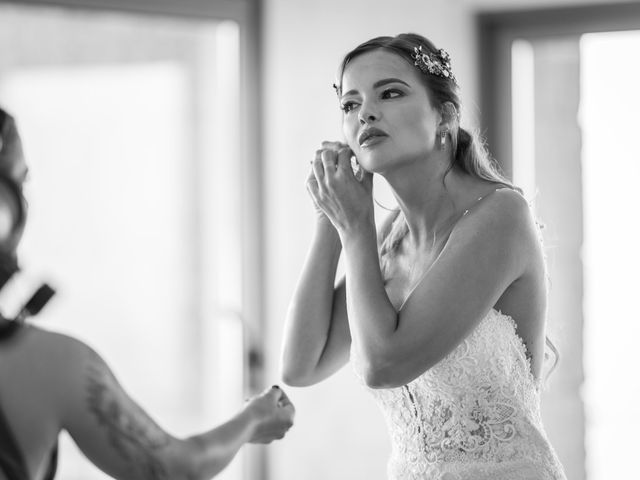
[
  {"x1": 281, "y1": 220, "x2": 342, "y2": 383},
  {"x1": 341, "y1": 224, "x2": 398, "y2": 366}
]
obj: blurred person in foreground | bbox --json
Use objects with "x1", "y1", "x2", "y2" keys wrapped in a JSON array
[
  {"x1": 282, "y1": 33, "x2": 566, "y2": 480},
  {"x1": 0, "y1": 106, "x2": 295, "y2": 480}
]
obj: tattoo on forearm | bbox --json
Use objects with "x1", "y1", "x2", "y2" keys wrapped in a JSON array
[{"x1": 85, "y1": 359, "x2": 172, "y2": 479}]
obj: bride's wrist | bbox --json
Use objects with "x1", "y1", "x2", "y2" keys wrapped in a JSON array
[
  {"x1": 314, "y1": 217, "x2": 340, "y2": 239},
  {"x1": 338, "y1": 219, "x2": 376, "y2": 248}
]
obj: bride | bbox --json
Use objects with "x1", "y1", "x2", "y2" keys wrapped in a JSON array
[{"x1": 281, "y1": 33, "x2": 567, "y2": 480}]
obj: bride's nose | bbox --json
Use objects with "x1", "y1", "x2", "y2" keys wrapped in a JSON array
[{"x1": 358, "y1": 101, "x2": 380, "y2": 125}]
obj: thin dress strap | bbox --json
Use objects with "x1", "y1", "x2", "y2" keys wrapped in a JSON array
[{"x1": 462, "y1": 186, "x2": 513, "y2": 217}]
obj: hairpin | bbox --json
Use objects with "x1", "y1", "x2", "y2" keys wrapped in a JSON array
[{"x1": 411, "y1": 46, "x2": 457, "y2": 84}]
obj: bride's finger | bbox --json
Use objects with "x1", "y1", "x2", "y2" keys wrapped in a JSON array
[
  {"x1": 306, "y1": 177, "x2": 325, "y2": 212},
  {"x1": 321, "y1": 140, "x2": 348, "y2": 151},
  {"x1": 311, "y1": 149, "x2": 325, "y2": 186},
  {"x1": 335, "y1": 147, "x2": 353, "y2": 176},
  {"x1": 320, "y1": 149, "x2": 337, "y2": 178}
]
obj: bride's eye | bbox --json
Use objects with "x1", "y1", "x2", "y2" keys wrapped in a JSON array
[
  {"x1": 381, "y1": 89, "x2": 403, "y2": 100},
  {"x1": 340, "y1": 101, "x2": 359, "y2": 113}
]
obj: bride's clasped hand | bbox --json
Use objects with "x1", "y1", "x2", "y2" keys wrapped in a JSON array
[{"x1": 306, "y1": 140, "x2": 374, "y2": 237}]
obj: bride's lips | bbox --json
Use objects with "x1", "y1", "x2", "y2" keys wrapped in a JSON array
[{"x1": 358, "y1": 127, "x2": 388, "y2": 147}]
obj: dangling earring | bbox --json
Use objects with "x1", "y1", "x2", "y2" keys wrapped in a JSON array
[
  {"x1": 439, "y1": 130, "x2": 448, "y2": 150},
  {"x1": 351, "y1": 154, "x2": 364, "y2": 182}
]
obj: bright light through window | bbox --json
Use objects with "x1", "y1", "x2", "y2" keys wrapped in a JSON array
[
  {"x1": 581, "y1": 30, "x2": 640, "y2": 480},
  {"x1": 511, "y1": 39, "x2": 536, "y2": 204}
]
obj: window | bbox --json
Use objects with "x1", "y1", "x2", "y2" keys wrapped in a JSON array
[{"x1": 580, "y1": 30, "x2": 640, "y2": 480}]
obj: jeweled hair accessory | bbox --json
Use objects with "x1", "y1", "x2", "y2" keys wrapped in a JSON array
[{"x1": 411, "y1": 46, "x2": 457, "y2": 84}]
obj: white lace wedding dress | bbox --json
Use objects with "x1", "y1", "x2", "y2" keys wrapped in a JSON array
[{"x1": 352, "y1": 308, "x2": 567, "y2": 480}]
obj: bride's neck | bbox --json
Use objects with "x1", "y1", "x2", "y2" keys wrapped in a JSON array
[{"x1": 387, "y1": 165, "x2": 471, "y2": 245}]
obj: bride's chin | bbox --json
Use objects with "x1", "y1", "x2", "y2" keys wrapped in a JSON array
[
  {"x1": 358, "y1": 158, "x2": 391, "y2": 176},
  {"x1": 356, "y1": 152, "x2": 386, "y2": 171}
]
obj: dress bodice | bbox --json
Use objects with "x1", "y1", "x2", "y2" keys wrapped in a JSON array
[{"x1": 351, "y1": 309, "x2": 567, "y2": 480}]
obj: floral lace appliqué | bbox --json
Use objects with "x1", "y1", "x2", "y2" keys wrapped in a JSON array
[{"x1": 351, "y1": 309, "x2": 566, "y2": 480}]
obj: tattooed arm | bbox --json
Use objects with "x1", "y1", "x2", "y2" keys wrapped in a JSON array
[{"x1": 49, "y1": 334, "x2": 294, "y2": 480}]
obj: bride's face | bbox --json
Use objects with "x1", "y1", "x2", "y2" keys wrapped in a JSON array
[{"x1": 339, "y1": 49, "x2": 441, "y2": 174}]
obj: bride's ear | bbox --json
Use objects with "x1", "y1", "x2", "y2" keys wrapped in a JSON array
[{"x1": 439, "y1": 102, "x2": 459, "y2": 131}]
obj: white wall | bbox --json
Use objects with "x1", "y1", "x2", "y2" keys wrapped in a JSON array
[{"x1": 260, "y1": 1, "x2": 477, "y2": 478}]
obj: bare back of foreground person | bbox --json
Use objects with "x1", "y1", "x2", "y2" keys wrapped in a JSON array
[{"x1": 0, "y1": 107, "x2": 295, "y2": 480}]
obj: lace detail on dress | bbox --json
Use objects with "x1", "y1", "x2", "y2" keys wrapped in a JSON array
[{"x1": 351, "y1": 310, "x2": 566, "y2": 480}]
